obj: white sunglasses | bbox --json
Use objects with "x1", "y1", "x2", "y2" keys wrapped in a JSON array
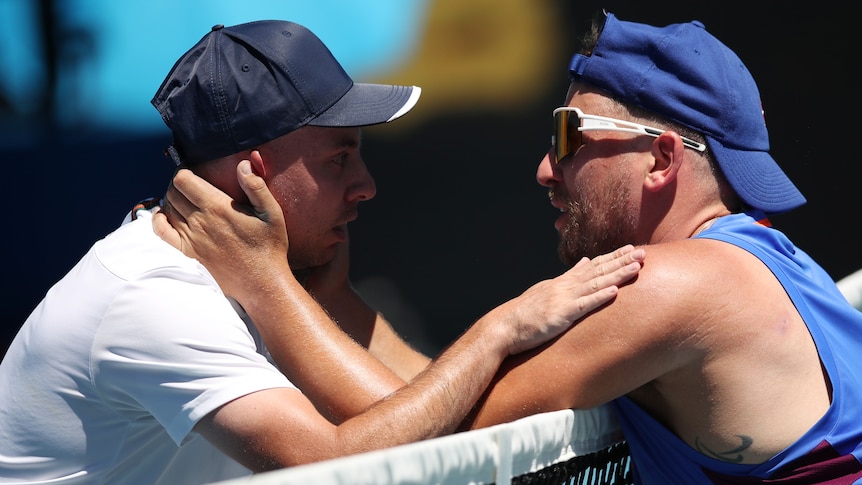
[{"x1": 552, "y1": 107, "x2": 706, "y2": 163}]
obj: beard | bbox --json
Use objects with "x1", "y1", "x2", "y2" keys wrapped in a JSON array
[{"x1": 555, "y1": 176, "x2": 637, "y2": 267}]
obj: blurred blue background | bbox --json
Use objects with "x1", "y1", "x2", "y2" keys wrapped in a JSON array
[
  {"x1": 0, "y1": 0, "x2": 428, "y2": 137},
  {"x1": 2, "y1": 0, "x2": 857, "y2": 355}
]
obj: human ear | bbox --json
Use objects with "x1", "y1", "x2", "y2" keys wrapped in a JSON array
[
  {"x1": 249, "y1": 150, "x2": 267, "y2": 178},
  {"x1": 644, "y1": 132, "x2": 684, "y2": 192}
]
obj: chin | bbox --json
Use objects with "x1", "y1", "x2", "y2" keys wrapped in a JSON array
[{"x1": 291, "y1": 248, "x2": 337, "y2": 270}]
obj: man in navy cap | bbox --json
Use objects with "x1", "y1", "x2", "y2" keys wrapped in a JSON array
[
  {"x1": 0, "y1": 19, "x2": 644, "y2": 484},
  {"x1": 158, "y1": 11, "x2": 862, "y2": 484}
]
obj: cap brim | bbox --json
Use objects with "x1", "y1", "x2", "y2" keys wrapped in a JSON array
[
  {"x1": 308, "y1": 83, "x2": 420, "y2": 127},
  {"x1": 708, "y1": 137, "x2": 806, "y2": 214}
]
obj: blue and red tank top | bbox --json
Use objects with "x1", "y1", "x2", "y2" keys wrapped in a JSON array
[{"x1": 612, "y1": 211, "x2": 862, "y2": 484}]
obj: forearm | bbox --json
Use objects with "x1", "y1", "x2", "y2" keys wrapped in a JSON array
[
  {"x1": 332, "y1": 308, "x2": 511, "y2": 450},
  {"x1": 200, "y1": 314, "x2": 510, "y2": 472},
  {"x1": 199, "y1": 303, "x2": 515, "y2": 469},
  {"x1": 243, "y1": 268, "x2": 406, "y2": 423},
  {"x1": 364, "y1": 312, "x2": 431, "y2": 381},
  {"x1": 310, "y1": 280, "x2": 431, "y2": 381},
  {"x1": 243, "y1": 268, "x2": 511, "y2": 451}
]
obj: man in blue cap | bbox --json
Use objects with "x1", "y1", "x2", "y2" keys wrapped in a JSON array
[
  {"x1": 157, "y1": 10, "x2": 862, "y2": 484},
  {"x1": 0, "y1": 19, "x2": 644, "y2": 484},
  {"x1": 464, "y1": 10, "x2": 862, "y2": 483}
]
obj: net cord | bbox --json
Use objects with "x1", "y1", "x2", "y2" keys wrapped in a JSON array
[{"x1": 208, "y1": 406, "x2": 630, "y2": 485}]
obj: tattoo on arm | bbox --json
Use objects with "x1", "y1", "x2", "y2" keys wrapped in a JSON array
[{"x1": 695, "y1": 435, "x2": 753, "y2": 463}]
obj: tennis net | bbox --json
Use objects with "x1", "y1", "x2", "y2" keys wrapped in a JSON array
[{"x1": 210, "y1": 405, "x2": 632, "y2": 485}]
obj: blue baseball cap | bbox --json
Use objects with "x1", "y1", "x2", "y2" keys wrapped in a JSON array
[
  {"x1": 152, "y1": 20, "x2": 421, "y2": 165},
  {"x1": 568, "y1": 12, "x2": 805, "y2": 214}
]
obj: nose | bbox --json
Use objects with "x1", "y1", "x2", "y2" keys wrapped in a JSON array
[
  {"x1": 536, "y1": 148, "x2": 561, "y2": 188},
  {"x1": 348, "y1": 158, "x2": 377, "y2": 202}
]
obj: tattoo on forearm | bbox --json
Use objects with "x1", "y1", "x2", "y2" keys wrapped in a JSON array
[{"x1": 695, "y1": 435, "x2": 752, "y2": 463}]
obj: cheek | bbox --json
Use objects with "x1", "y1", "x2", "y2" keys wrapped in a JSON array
[
  {"x1": 565, "y1": 157, "x2": 624, "y2": 196},
  {"x1": 269, "y1": 174, "x2": 315, "y2": 211},
  {"x1": 559, "y1": 162, "x2": 594, "y2": 200},
  {"x1": 279, "y1": 191, "x2": 318, "y2": 230},
  {"x1": 265, "y1": 182, "x2": 313, "y2": 230}
]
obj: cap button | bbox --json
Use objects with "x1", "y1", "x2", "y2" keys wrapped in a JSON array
[{"x1": 211, "y1": 24, "x2": 224, "y2": 31}]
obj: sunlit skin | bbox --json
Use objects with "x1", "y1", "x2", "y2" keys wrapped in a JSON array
[
  {"x1": 260, "y1": 127, "x2": 375, "y2": 269},
  {"x1": 459, "y1": 80, "x2": 831, "y2": 467},
  {"x1": 536, "y1": 88, "x2": 651, "y2": 266},
  {"x1": 153, "y1": 142, "x2": 647, "y2": 469},
  {"x1": 172, "y1": 87, "x2": 828, "y2": 467},
  {"x1": 192, "y1": 126, "x2": 375, "y2": 270}
]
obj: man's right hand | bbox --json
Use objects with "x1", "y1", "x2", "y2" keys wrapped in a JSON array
[
  {"x1": 152, "y1": 152, "x2": 290, "y2": 302},
  {"x1": 486, "y1": 246, "x2": 645, "y2": 356}
]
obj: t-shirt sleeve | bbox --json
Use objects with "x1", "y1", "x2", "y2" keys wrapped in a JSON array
[{"x1": 91, "y1": 273, "x2": 297, "y2": 445}]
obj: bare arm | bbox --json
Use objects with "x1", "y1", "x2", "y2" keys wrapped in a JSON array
[
  {"x1": 460, "y1": 239, "x2": 834, "y2": 465},
  {"x1": 154, "y1": 159, "x2": 645, "y2": 469},
  {"x1": 159, "y1": 160, "x2": 406, "y2": 423},
  {"x1": 295, "y1": 236, "x2": 431, "y2": 382},
  {"x1": 458, "y1": 242, "x2": 706, "y2": 429},
  {"x1": 458, "y1": 240, "x2": 762, "y2": 429}
]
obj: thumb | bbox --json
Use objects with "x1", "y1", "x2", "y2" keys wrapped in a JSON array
[{"x1": 237, "y1": 153, "x2": 282, "y2": 225}]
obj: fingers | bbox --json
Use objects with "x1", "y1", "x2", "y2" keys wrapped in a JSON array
[
  {"x1": 166, "y1": 168, "x2": 230, "y2": 222},
  {"x1": 569, "y1": 245, "x2": 644, "y2": 281},
  {"x1": 236, "y1": 153, "x2": 283, "y2": 225},
  {"x1": 564, "y1": 245, "x2": 645, "y2": 313},
  {"x1": 504, "y1": 245, "x2": 646, "y2": 355},
  {"x1": 166, "y1": 154, "x2": 284, "y2": 232},
  {"x1": 151, "y1": 210, "x2": 181, "y2": 249},
  {"x1": 555, "y1": 245, "x2": 646, "y2": 321},
  {"x1": 591, "y1": 244, "x2": 643, "y2": 267}
]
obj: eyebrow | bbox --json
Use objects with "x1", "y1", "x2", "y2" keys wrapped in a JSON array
[
  {"x1": 333, "y1": 130, "x2": 361, "y2": 150},
  {"x1": 315, "y1": 131, "x2": 361, "y2": 161}
]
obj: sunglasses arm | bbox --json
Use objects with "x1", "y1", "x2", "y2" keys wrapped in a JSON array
[{"x1": 580, "y1": 116, "x2": 706, "y2": 152}]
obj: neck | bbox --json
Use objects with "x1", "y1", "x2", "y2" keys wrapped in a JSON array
[
  {"x1": 691, "y1": 217, "x2": 719, "y2": 237},
  {"x1": 689, "y1": 208, "x2": 733, "y2": 238}
]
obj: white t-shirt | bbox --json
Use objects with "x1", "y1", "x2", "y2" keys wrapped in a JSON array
[{"x1": 0, "y1": 209, "x2": 297, "y2": 484}]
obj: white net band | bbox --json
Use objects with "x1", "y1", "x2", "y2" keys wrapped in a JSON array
[{"x1": 210, "y1": 405, "x2": 629, "y2": 485}]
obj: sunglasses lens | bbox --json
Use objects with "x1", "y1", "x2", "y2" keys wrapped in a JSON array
[{"x1": 553, "y1": 110, "x2": 580, "y2": 163}]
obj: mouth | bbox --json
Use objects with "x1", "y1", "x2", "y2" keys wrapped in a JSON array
[
  {"x1": 331, "y1": 224, "x2": 348, "y2": 242},
  {"x1": 548, "y1": 193, "x2": 569, "y2": 231},
  {"x1": 331, "y1": 210, "x2": 357, "y2": 241},
  {"x1": 553, "y1": 212, "x2": 569, "y2": 231},
  {"x1": 548, "y1": 191, "x2": 568, "y2": 212}
]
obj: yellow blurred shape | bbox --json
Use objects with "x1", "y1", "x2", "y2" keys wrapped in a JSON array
[{"x1": 374, "y1": 0, "x2": 564, "y2": 125}]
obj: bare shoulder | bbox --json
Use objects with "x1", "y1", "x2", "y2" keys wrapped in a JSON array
[
  {"x1": 623, "y1": 238, "x2": 792, "y2": 346},
  {"x1": 622, "y1": 239, "x2": 828, "y2": 462},
  {"x1": 638, "y1": 238, "x2": 769, "y2": 293},
  {"x1": 608, "y1": 239, "x2": 761, "y2": 330},
  {"x1": 470, "y1": 237, "x2": 824, "y2": 460},
  {"x1": 467, "y1": 237, "x2": 789, "y2": 424}
]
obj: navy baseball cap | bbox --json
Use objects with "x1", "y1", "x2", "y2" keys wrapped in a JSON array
[
  {"x1": 152, "y1": 20, "x2": 421, "y2": 165},
  {"x1": 568, "y1": 12, "x2": 805, "y2": 214}
]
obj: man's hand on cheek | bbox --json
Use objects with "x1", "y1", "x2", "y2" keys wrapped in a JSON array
[{"x1": 154, "y1": 157, "x2": 292, "y2": 301}]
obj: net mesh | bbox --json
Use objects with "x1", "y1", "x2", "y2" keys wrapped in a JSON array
[
  {"x1": 210, "y1": 407, "x2": 632, "y2": 485},
  {"x1": 511, "y1": 441, "x2": 631, "y2": 485}
]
